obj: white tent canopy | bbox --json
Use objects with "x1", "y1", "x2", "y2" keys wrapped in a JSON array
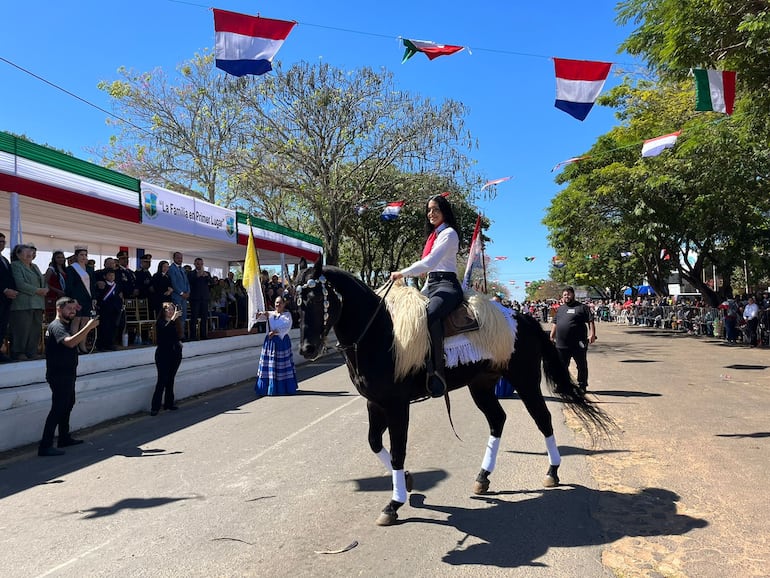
[{"x1": 0, "y1": 132, "x2": 322, "y2": 271}]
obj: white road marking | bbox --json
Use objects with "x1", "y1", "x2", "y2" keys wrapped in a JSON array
[
  {"x1": 243, "y1": 395, "x2": 362, "y2": 466},
  {"x1": 34, "y1": 540, "x2": 112, "y2": 578}
]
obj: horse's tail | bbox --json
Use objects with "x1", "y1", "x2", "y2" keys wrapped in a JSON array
[{"x1": 527, "y1": 316, "x2": 615, "y2": 441}]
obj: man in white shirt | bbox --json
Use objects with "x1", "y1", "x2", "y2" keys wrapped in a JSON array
[{"x1": 743, "y1": 296, "x2": 759, "y2": 347}]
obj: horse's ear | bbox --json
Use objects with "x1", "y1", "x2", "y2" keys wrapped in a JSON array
[{"x1": 313, "y1": 253, "x2": 324, "y2": 275}]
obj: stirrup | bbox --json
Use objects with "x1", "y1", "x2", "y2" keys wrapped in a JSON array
[{"x1": 426, "y1": 372, "x2": 447, "y2": 398}]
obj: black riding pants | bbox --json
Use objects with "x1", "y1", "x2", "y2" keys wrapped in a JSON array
[{"x1": 425, "y1": 274, "x2": 463, "y2": 374}]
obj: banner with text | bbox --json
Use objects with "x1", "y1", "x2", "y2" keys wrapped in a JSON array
[{"x1": 140, "y1": 182, "x2": 237, "y2": 243}]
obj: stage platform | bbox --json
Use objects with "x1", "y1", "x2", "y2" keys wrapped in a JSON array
[{"x1": 0, "y1": 329, "x2": 326, "y2": 453}]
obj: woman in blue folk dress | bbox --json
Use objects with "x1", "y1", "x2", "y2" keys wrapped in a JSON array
[{"x1": 255, "y1": 296, "x2": 298, "y2": 396}]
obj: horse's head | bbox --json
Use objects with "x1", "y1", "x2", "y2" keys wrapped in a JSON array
[{"x1": 296, "y1": 258, "x2": 342, "y2": 360}]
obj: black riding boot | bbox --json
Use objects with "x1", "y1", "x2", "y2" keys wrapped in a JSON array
[{"x1": 426, "y1": 318, "x2": 447, "y2": 397}]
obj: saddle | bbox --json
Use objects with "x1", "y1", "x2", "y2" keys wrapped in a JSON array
[{"x1": 443, "y1": 302, "x2": 480, "y2": 338}]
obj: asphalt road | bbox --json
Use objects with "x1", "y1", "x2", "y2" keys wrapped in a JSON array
[
  {"x1": 580, "y1": 321, "x2": 770, "y2": 578},
  {"x1": 1, "y1": 352, "x2": 611, "y2": 578},
  {"x1": 3, "y1": 320, "x2": 766, "y2": 578}
]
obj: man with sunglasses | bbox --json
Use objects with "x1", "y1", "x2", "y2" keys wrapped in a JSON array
[{"x1": 38, "y1": 297, "x2": 99, "y2": 456}]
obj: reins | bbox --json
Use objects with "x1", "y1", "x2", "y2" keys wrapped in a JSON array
[{"x1": 337, "y1": 279, "x2": 395, "y2": 371}]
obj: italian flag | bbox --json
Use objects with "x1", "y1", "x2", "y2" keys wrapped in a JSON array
[
  {"x1": 694, "y1": 69, "x2": 736, "y2": 115},
  {"x1": 402, "y1": 39, "x2": 464, "y2": 63}
]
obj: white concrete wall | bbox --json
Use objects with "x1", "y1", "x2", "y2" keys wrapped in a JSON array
[{"x1": 0, "y1": 329, "x2": 328, "y2": 452}]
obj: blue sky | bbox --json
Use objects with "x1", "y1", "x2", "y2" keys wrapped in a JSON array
[{"x1": 1, "y1": 1, "x2": 639, "y2": 301}]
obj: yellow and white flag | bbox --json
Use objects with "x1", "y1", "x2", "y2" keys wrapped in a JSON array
[{"x1": 243, "y1": 226, "x2": 266, "y2": 331}]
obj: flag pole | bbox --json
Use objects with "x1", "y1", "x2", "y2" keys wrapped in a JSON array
[
  {"x1": 246, "y1": 216, "x2": 269, "y2": 333},
  {"x1": 480, "y1": 232, "x2": 488, "y2": 294},
  {"x1": 257, "y1": 222, "x2": 271, "y2": 335}
]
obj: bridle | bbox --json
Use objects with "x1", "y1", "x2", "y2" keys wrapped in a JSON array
[
  {"x1": 297, "y1": 272, "x2": 395, "y2": 368},
  {"x1": 332, "y1": 278, "x2": 395, "y2": 376},
  {"x1": 296, "y1": 274, "x2": 342, "y2": 360}
]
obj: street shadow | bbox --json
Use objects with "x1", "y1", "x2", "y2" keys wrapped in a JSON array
[
  {"x1": 296, "y1": 357, "x2": 347, "y2": 380},
  {"x1": 0, "y1": 356, "x2": 349, "y2": 500},
  {"x1": 590, "y1": 390, "x2": 662, "y2": 398},
  {"x1": 72, "y1": 495, "x2": 200, "y2": 519},
  {"x1": 117, "y1": 447, "x2": 184, "y2": 458},
  {"x1": 405, "y1": 485, "x2": 707, "y2": 569},
  {"x1": 295, "y1": 389, "x2": 353, "y2": 397},
  {"x1": 715, "y1": 432, "x2": 770, "y2": 439},
  {"x1": 723, "y1": 364, "x2": 769, "y2": 370},
  {"x1": 625, "y1": 329, "x2": 696, "y2": 340},
  {"x1": 618, "y1": 359, "x2": 659, "y2": 363},
  {"x1": 505, "y1": 444, "x2": 628, "y2": 458},
  {"x1": 352, "y1": 469, "x2": 448, "y2": 493}
]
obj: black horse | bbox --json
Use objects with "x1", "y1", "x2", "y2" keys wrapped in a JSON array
[{"x1": 297, "y1": 261, "x2": 612, "y2": 525}]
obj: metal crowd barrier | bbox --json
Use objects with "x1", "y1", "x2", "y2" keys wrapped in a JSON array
[
  {"x1": 605, "y1": 304, "x2": 770, "y2": 345},
  {"x1": 609, "y1": 305, "x2": 725, "y2": 337}
]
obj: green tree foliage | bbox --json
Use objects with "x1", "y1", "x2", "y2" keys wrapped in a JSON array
[
  {"x1": 233, "y1": 61, "x2": 473, "y2": 266},
  {"x1": 97, "y1": 56, "x2": 477, "y2": 272},
  {"x1": 526, "y1": 279, "x2": 564, "y2": 302},
  {"x1": 97, "y1": 52, "x2": 247, "y2": 203},
  {"x1": 618, "y1": 0, "x2": 770, "y2": 96},
  {"x1": 338, "y1": 169, "x2": 469, "y2": 286},
  {"x1": 545, "y1": 77, "x2": 770, "y2": 304}
]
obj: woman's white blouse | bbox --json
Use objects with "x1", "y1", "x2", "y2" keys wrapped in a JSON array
[
  {"x1": 268, "y1": 310, "x2": 293, "y2": 338},
  {"x1": 399, "y1": 226, "x2": 459, "y2": 277}
]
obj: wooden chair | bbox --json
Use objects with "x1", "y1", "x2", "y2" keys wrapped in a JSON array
[
  {"x1": 124, "y1": 299, "x2": 155, "y2": 345},
  {"x1": 136, "y1": 298, "x2": 156, "y2": 344}
]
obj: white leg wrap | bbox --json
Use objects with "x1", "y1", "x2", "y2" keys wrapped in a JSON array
[
  {"x1": 392, "y1": 469, "x2": 407, "y2": 503},
  {"x1": 481, "y1": 436, "x2": 501, "y2": 472},
  {"x1": 376, "y1": 448, "x2": 393, "y2": 473},
  {"x1": 545, "y1": 435, "x2": 561, "y2": 466}
]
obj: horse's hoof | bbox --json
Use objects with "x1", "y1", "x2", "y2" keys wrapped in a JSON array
[
  {"x1": 473, "y1": 479, "x2": 491, "y2": 495},
  {"x1": 376, "y1": 500, "x2": 402, "y2": 526},
  {"x1": 376, "y1": 512, "x2": 398, "y2": 526},
  {"x1": 543, "y1": 475, "x2": 558, "y2": 487},
  {"x1": 543, "y1": 465, "x2": 560, "y2": 487},
  {"x1": 405, "y1": 471, "x2": 414, "y2": 493}
]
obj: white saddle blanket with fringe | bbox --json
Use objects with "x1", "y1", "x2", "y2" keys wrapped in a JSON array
[
  {"x1": 444, "y1": 302, "x2": 517, "y2": 368},
  {"x1": 378, "y1": 282, "x2": 517, "y2": 381}
]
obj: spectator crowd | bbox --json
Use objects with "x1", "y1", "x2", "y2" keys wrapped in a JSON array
[
  {"x1": 0, "y1": 232, "x2": 302, "y2": 363},
  {"x1": 507, "y1": 291, "x2": 770, "y2": 348}
]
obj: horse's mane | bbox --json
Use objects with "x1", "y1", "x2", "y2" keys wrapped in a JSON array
[
  {"x1": 376, "y1": 282, "x2": 430, "y2": 380},
  {"x1": 377, "y1": 281, "x2": 515, "y2": 380},
  {"x1": 321, "y1": 265, "x2": 394, "y2": 338}
]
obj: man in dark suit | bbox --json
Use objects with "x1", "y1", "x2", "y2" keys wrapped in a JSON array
[{"x1": 0, "y1": 232, "x2": 19, "y2": 363}]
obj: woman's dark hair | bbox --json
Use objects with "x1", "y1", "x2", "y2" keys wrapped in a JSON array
[
  {"x1": 156, "y1": 260, "x2": 169, "y2": 274},
  {"x1": 49, "y1": 250, "x2": 65, "y2": 270},
  {"x1": 423, "y1": 195, "x2": 459, "y2": 239}
]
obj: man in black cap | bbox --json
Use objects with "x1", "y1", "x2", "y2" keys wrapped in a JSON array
[
  {"x1": 135, "y1": 254, "x2": 153, "y2": 299},
  {"x1": 116, "y1": 250, "x2": 138, "y2": 298}
]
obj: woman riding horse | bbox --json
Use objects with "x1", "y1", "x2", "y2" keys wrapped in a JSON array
[
  {"x1": 390, "y1": 195, "x2": 462, "y2": 398},
  {"x1": 296, "y1": 260, "x2": 613, "y2": 526}
]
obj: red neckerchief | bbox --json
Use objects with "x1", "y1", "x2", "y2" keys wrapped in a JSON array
[{"x1": 421, "y1": 230, "x2": 438, "y2": 258}]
